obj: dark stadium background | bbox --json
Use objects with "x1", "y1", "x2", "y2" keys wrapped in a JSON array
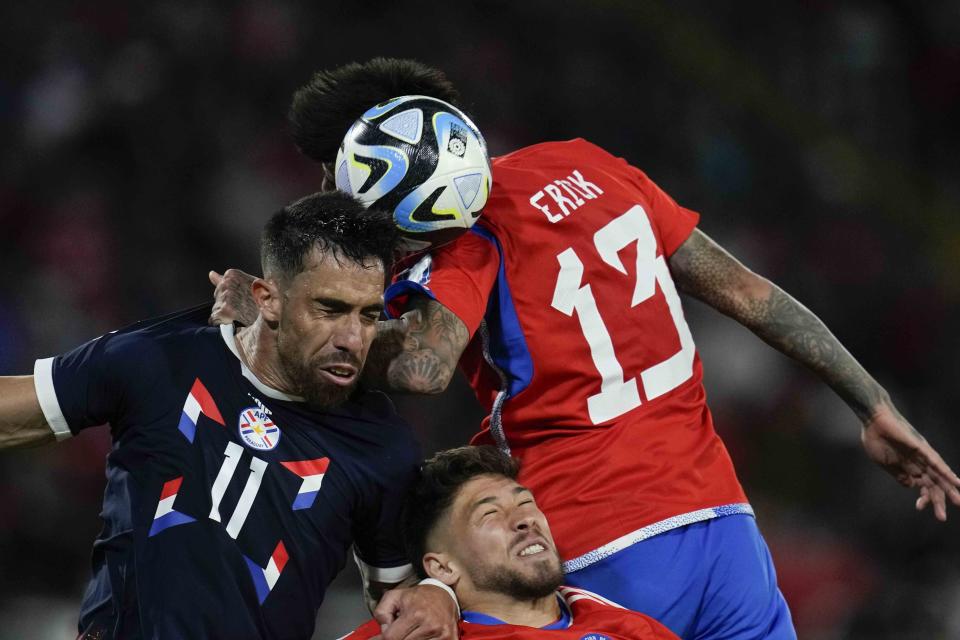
[{"x1": 2, "y1": 1, "x2": 958, "y2": 638}]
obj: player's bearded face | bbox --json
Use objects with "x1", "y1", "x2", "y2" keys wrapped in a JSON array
[
  {"x1": 448, "y1": 476, "x2": 563, "y2": 602},
  {"x1": 274, "y1": 250, "x2": 383, "y2": 409},
  {"x1": 277, "y1": 328, "x2": 362, "y2": 408},
  {"x1": 467, "y1": 538, "x2": 563, "y2": 600}
]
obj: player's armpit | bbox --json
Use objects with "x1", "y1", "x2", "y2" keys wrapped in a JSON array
[
  {"x1": 371, "y1": 295, "x2": 467, "y2": 395},
  {"x1": 0, "y1": 376, "x2": 57, "y2": 450}
]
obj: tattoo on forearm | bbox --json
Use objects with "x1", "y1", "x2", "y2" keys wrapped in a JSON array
[
  {"x1": 386, "y1": 299, "x2": 468, "y2": 394},
  {"x1": 361, "y1": 321, "x2": 407, "y2": 390},
  {"x1": 387, "y1": 351, "x2": 453, "y2": 394},
  {"x1": 670, "y1": 229, "x2": 887, "y2": 421},
  {"x1": 746, "y1": 288, "x2": 885, "y2": 420}
]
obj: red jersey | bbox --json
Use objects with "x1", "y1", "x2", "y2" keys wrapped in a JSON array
[
  {"x1": 386, "y1": 139, "x2": 749, "y2": 571},
  {"x1": 342, "y1": 586, "x2": 678, "y2": 639}
]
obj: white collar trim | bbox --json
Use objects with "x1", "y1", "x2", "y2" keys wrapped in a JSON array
[{"x1": 219, "y1": 324, "x2": 304, "y2": 402}]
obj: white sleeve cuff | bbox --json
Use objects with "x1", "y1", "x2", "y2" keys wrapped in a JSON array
[
  {"x1": 353, "y1": 548, "x2": 414, "y2": 584},
  {"x1": 33, "y1": 358, "x2": 72, "y2": 441},
  {"x1": 418, "y1": 578, "x2": 460, "y2": 617}
]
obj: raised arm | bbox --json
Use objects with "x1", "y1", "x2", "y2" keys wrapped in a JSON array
[
  {"x1": 209, "y1": 270, "x2": 470, "y2": 394},
  {"x1": 0, "y1": 376, "x2": 55, "y2": 449},
  {"x1": 668, "y1": 228, "x2": 960, "y2": 519},
  {"x1": 363, "y1": 294, "x2": 470, "y2": 395}
]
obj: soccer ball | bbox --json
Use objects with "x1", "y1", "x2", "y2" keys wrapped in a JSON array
[{"x1": 334, "y1": 95, "x2": 492, "y2": 249}]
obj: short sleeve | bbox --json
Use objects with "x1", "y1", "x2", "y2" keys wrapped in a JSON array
[
  {"x1": 351, "y1": 433, "x2": 422, "y2": 582},
  {"x1": 33, "y1": 331, "x2": 159, "y2": 439},
  {"x1": 646, "y1": 177, "x2": 699, "y2": 256},
  {"x1": 624, "y1": 165, "x2": 700, "y2": 256},
  {"x1": 385, "y1": 230, "x2": 501, "y2": 337}
]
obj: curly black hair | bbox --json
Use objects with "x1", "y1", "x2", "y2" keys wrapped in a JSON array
[
  {"x1": 402, "y1": 446, "x2": 520, "y2": 578},
  {"x1": 289, "y1": 57, "x2": 460, "y2": 163},
  {"x1": 261, "y1": 190, "x2": 400, "y2": 281}
]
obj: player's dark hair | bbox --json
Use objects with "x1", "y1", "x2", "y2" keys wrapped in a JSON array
[
  {"x1": 402, "y1": 446, "x2": 520, "y2": 578},
  {"x1": 289, "y1": 57, "x2": 461, "y2": 163},
  {"x1": 261, "y1": 191, "x2": 400, "y2": 281}
]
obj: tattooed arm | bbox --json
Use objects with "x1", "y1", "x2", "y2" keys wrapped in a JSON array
[
  {"x1": 363, "y1": 293, "x2": 470, "y2": 395},
  {"x1": 669, "y1": 228, "x2": 960, "y2": 520},
  {"x1": 209, "y1": 270, "x2": 259, "y2": 327}
]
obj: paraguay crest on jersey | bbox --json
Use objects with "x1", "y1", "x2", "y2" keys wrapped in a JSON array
[{"x1": 238, "y1": 405, "x2": 280, "y2": 451}]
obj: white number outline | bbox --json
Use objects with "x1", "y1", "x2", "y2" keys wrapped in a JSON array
[
  {"x1": 551, "y1": 204, "x2": 695, "y2": 424},
  {"x1": 209, "y1": 441, "x2": 269, "y2": 539}
]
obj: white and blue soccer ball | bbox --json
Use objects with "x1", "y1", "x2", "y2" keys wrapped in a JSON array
[{"x1": 335, "y1": 95, "x2": 492, "y2": 249}]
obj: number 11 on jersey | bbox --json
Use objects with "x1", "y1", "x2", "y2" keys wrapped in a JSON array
[{"x1": 551, "y1": 204, "x2": 696, "y2": 424}]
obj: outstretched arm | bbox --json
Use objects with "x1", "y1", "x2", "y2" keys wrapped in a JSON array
[
  {"x1": 0, "y1": 376, "x2": 55, "y2": 450},
  {"x1": 669, "y1": 228, "x2": 960, "y2": 520},
  {"x1": 363, "y1": 294, "x2": 469, "y2": 395}
]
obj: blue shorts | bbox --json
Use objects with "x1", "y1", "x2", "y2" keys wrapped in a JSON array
[{"x1": 564, "y1": 514, "x2": 796, "y2": 640}]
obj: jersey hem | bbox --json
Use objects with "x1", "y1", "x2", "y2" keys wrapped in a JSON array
[
  {"x1": 561, "y1": 502, "x2": 754, "y2": 573},
  {"x1": 33, "y1": 357, "x2": 72, "y2": 441}
]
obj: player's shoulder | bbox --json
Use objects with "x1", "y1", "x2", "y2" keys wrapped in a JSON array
[
  {"x1": 102, "y1": 304, "x2": 219, "y2": 355},
  {"x1": 96, "y1": 304, "x2": 222, "y2": 368},
  {"x1": 492, "y1": 138, "x2": 616, "y2": 167},
  {"x1": 320, "y1": 390, "x2": 421, "y2": 495},
  {"x1": 558, "y1": 586, "x2": 679, "y2": 639},
  {"x1": 345, "y1": 388, "x2": 404, "y2": 425},
  {"x1": 557, "y1": 585, "x2": 626, "y2": 610},
  {"x1": 332, "y1": 389, "x2": 419, "y2": 452}
]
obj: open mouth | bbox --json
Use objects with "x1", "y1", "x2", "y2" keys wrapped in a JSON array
[
  {"x1": 517, "y1": 542, "x2": 546, "y2": 557},
  {"x1": 317, "y1": 365, "x2": 358, "y2": 386}
]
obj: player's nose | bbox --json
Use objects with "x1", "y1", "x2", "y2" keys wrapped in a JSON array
[
  {"x1": 330, "y1": 314, "x2": 364, "y2": 353},
  {"x1": 512, "y1": 512, "x2": 536, "y2": 531}
]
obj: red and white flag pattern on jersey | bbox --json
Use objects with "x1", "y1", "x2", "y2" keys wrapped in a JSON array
[{"x1": 280, "y1": 458, "x2": 330, "y2": 510}]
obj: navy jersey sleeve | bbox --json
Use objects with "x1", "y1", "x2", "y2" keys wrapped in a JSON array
[
  {"x1": 351, "y1": 398, "x2": 423, "y2": 582},
  {"x1": 33, "y1": 304, "x2": 209, "y2": 440},
  {"x1": 34, "y1": 329, "x2": 167, "y2": 440}
]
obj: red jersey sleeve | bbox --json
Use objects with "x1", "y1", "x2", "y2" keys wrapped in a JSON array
[
  {"x1": 386, "y1": 230, "x2": 500, "y2": 337},
  {"x1": 622, "y1": 164, "x2": 699, "y2": 256},
  {"x1": 339, "y1": 618, "x2": 380, "y2": 639}
]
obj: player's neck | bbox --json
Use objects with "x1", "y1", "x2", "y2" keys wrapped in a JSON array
[
  {"x1": 459, "y1": 588, "x2": 560, "y2": 628},
  {"x1": 234, "y1": 320, "x2": 299, "y2": 396}
]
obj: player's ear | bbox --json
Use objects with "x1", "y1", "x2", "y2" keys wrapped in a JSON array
[
  {"x1": 422, "y1": 551, "x2": 459, "y2": 587},
  {"x1": 252, "y1": 277, "x2": 282, "y2": 324}
]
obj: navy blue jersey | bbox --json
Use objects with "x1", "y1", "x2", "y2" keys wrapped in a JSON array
[{"x1": 33, "y1": 307, "x2": 421, "y2": 639}]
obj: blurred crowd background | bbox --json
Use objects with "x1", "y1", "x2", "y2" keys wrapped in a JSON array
[{"x1": 1, "y1": 1, "x2": 959, "y2": 638}]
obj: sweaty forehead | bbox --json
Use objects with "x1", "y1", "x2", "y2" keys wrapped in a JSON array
[
  {"x1": 454, "y1": 475, "x2": 527, "y2": 514},
  {"x1": 301, "y1": 245, "x2": 384, "y2": 273},
  {"x1": 291, "y1": 248, "x2": 384, "y2": 300}
]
